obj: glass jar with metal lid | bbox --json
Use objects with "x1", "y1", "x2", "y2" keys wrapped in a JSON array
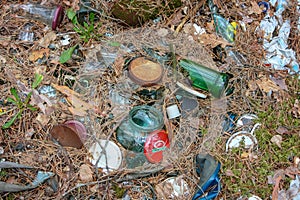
[{"x1": 116, "y1": 105, "x2": 164, "y2": 152}]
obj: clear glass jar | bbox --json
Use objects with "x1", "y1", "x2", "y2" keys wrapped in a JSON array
[
  {"x1": 116, "y1": 105, "x2": 164, "y2": 152},
  {"x1": 16, "y1": 3, "x2": 64, "y2": 30}
]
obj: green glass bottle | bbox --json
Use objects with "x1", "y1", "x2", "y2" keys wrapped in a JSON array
[{"x1": 179, "y1": 59, "x2": 229, "y2": 98}]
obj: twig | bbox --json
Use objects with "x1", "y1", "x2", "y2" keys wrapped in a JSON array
[
  {"x1": 62, "y1": 166, "x2": 164, "y2": 197},
  {"x1": 62, "y1": 177, "x2": 113, "y2": 197},
  {"x1": 174, "y1": 0, "x2": 206, "y2": 36},
  {"x1": 0, "y1": 108, "x2": 15, "y2": 116}
]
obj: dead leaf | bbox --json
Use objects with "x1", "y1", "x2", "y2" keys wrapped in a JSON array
[
  {"x1": 6, "y1": 176, "x2": 17, "y2": 184},
  {"x1": 31, "y1": 90, "x2": 53, "y2": 114},
  {"x1": 276, "y1": 126, "x2": 289, "y2": 135},
  {"x1": 241, "y1": 152, "x2": 249, "y2": 159},
  {"x1": 270, "y1": 76, "x2": 288, "y2": 91},
  {"x1": 248, "y1": 152, "x2": 258, "y2": 161},
  {"x1": 66, "y1": 94, "x2": 93, "y2": 116},
  {"x1": 256, "y1": 76, "x2": 281, "y2": 93},
  {"x1": 225, "y1": 169, "x2": 235, "y2": 177},
  {"x1": 168, "y1": 9, "x2": 185, "y2": 26},
  {"x1": 271, "y1": 135, "x2": 283, "y2": 148},
  {"x1": 206, "y1": 20, "x2": 215, "y2": 32},
  {"x1": 29, "y1": 48, "x2": 50, "y2": 62},
  {"x1": 268, "y1": 169, "x2": 285, "y2": 185},
  {"x1": 249, "y1": 2, "x2": 262, "y2": 15},
  {"x1": 36, "y1": 113, "x2": 50, "y2": 126},
  {"x1": 199, "y1": 33, "x2": 231, "y2": 48},
  {"x1": 292, "y1": 99, "x2": 300, "y2": 118},
  {"x1": 16, "y1": 80, "x2": 30, "y2": 94},
  {"x1": 0, "y1": 55, "x2": 6, "y2": 63},
  {"x1": 39, "y1": 32, "x2": 57, "y2": 48},
  {"x1": 25, "y1": 128, "x2": 35, "y2": 139},
  {"x1": 113, "y1": 57, "x2": 125, "y2": 77},
  {"x1": 51, "y1": 83, "x2": 81, "y2": 97},
  {"x1": 63, "y1": 0, "x2": 80, "y2": 11},
  {"x1": 272, "y1": 175, "x2": 282, "y2": 200},
  {"x1": 79, "y1": 164, "x2": 93, "y2": 182},
  {"x1": 285, "y1": 166, "x2": 300, "y2": 178},
  {"x1": 15, "y1": 81, "x2": 53, "y2": 115},
  {"x1": 294, "y1": 157, "x2": 300, "y2": 167},
  {"x1": 67, "y1": 95, "x2": 93, "y2": 110},
  {"x1": 248, "y1": 80, "x2": 258, "y2": 91},
  {"x1": 68, "y1": 107, "x2": 87, "y2": 117},
  {"x1": 183, "y1": 23, "x2": 193, "y2": 34},
  {"x1": 90, "y1": 185, "x2": 99, "y2": 193}
]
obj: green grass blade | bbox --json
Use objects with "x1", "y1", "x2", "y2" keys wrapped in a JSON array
[
  {"x1": 2, "y1": 113, "x2": 18, "y2": 129},
  {"x1": 32, "y1": 73, "x2": 43, "y2": 89}
]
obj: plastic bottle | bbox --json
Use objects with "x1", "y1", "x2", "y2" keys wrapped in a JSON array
[
  {"x1": 179, "y1": 59, "x2": 230, "y2": 98},
  {"x1": 15, "y1": 3, "x2": 64, "y2": 30},
  {"x1": 212, "y1": 13, "x2": 235, "y2": 43},
  {"x1": 208, "y1": 0, "x2": 235, "y2": 42}
]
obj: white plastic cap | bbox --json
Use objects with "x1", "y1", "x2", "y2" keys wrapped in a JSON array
[{"x1": 166, "y1": 104, "x2": 181, "y2": 119}]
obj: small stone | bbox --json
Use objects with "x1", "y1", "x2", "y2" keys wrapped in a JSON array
[
  {"x1": 79, "y1": 164, "x2": 93, "y2": 182},
  {"x1": 271, "y1": 135, "x2": 283, "y2": 148}
]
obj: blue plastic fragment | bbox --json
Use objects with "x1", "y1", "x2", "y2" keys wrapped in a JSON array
[
  {"x1": 258, "y1": 2, "x2": 270, "y2": 13},
  {"x1": 192, "y1": 154, "x2": 221, "y2": 200}
]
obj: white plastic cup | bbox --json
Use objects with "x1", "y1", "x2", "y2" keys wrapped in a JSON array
[{"x1": 166, "y1": 104, "x2": 181, "y2": 119}]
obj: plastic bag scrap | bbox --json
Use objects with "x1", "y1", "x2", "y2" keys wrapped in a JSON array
[
  {"x1": 0, "y1": 161, "x2": 54, "y2": 192},
  {"x1": 256, "y1": 0, "x2": 299, "y2": 75},
  {"x1": 278, "y1": 175, "x2": 300, "y2": 200},
  {"x1": 192, "y1": 154, "x2": 221, "y2": 200}
]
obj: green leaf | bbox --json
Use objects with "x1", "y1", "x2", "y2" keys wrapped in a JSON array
[
  {"x1": 108, "y1": 41, "x2": 121, "y2": 47},
  {"x1": 89, "y1": 12, "x2": 95, "y2": 23},
  {"x1": 24, "y1": 92, "x2": 32, "y2": 105},
  {"x1": 73, "y1": 27, "x2": 81, "y2": 33},
  {"x1": 27, "y1": 104, "x2": 37, "y2": 111},
  {"x1": 72, "y1": 18, "x2": 80, "y2": 26},
  {"x1": 10, "y1": 88, "x2": 20, "y2": 102},
  {"x1": 32, "y1": 73, "x2": 43, "y2": 89},
  {"x1": 67, "y1": 8, "x2": 76, "y2": 20},
  {"x1": 6, "y1": 97, "x2": 17, "y2": 105},
  {"x1": 83, "y1": 22, "x2": 89, "y2": 29},
  {"x1": 59, "y1": 45, "x2": 78, "y2": 64},
  {"x1": 88, "y1": 24, "x2": 94, "y2": 32},
  {"x1": 2, "y1": 113, "x2": 18, "y2": 129}
]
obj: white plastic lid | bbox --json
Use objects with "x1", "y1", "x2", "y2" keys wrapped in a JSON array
[
  {"x1": 166, "y1": 104, "x2": 181, "y2": 119},
  {"x1": 88, "y1": 140, "x2": 122, "y2": 170}
]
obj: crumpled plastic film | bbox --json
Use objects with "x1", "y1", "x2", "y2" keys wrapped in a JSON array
[{"x1": 256, "y1": 0, "x2": 299, "y2": 74}]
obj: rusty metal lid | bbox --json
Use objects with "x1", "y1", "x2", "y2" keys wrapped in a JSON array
[{"x1": 128, "y1": 57, "x2": 163, "y2": 86}]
